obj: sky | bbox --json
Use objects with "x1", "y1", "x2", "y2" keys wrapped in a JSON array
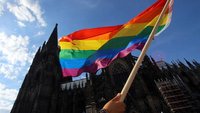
[{"x1": 0, "y1": 0, "x2": 200, "y2": 113}]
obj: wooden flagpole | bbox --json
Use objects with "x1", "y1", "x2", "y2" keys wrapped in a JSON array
[{"x1": 120, "y1": 0, "x2": 171, "y2": 102}]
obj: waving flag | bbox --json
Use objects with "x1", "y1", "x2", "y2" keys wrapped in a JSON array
[{"x1": 59, "y1": 0, "x2": 173, "y2": 77}]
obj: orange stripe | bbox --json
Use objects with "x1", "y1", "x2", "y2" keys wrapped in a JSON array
[
  {"x1": 127, "y1": 0, "x2": 172, "y2": 24},
  {"x1": 59, "y1": 0, "x2": 173, "y2": 42}
]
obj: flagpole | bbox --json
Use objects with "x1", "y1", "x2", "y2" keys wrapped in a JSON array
[{"x1": 120, "y1": 0, "x2": 171, "y2": 102}]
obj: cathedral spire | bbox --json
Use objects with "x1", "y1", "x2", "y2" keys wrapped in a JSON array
[
  {"x1": 46, "y1": 24, "x2": 58, "y2": 53},
  {"x1": 184, "y1": 58, "x2": 195, "y2": 70}
]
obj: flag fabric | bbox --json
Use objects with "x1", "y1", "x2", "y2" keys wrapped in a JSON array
[{"x1": 59, "y1": 0, "x2": 173, "y2": 77}]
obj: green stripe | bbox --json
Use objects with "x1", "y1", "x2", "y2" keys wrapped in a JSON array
[
  {"x1": 60, "y1": 25, "x2": 166, "y2": 59},
  {"x1": 99, "y1": 36, "x2": 133, "y2": 50},
  {"x1": 60, "y1": 50, "x2": 96, "y2": 59},
  {"x1": 137, "y1": 25, "x2": 165, "y2": 37},
  {"x1": 157, "y1": 25, "x2": 166, "y2": 32},
  {"x1": 99, "y1": 25, "x2": 165, "y2": 50}
]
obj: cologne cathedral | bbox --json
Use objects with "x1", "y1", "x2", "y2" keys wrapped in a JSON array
[{"x1": 11, "y1": 26, "x2": 200, "y2": 113}]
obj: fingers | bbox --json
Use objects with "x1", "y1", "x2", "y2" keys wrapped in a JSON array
[
  {"x1": 117, "y1": 102, "x2": 126, "y2": 113},
  {"x1": 103, "y1": 93, "x2": 126, "y2": 113},
  {"x1": 121, "y1": 102, "x2": 126, "y2": 112},
  {"x1": 112, "y1": 93, "x2": 121, "y2": 101}
]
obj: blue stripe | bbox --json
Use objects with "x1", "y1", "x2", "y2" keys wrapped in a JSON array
[{"x1": 60, "y1": 36, "x2": 147, "y2": 68}]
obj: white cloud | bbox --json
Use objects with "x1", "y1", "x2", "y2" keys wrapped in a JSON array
[
  {"x1": 0, "y1": 83, "x2": 18, "y2": 112},
  {"x1": 0, "y1": 32, "x2": 34, "y2": 79},
  {"x1": 35, "y1": 31, "x2": 45, "y2": 36},
  {"x1": 17, "y1": 21, "x2": 26, "y2": 27},
  {"x1": 7, "y1": 0, "x2": 46, "y2": 27},
  {"x1": 0, "y1": 109, "x2": 10, "y2": 113},
  {"x1": 0, "y1": 63, "x2": 21, "y2": 79},
  {"x1": 7, "y1": 3, "x2": 35, "y2": 22},
  {"x1": 0, "y1": 0, "x2": 6, "y2": 15},
  {"x1": 18, "y1": 0, "x2": 47, "y2": 27}
]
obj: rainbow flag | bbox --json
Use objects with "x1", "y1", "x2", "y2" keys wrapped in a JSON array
[{"x1": 59, "y1": 0, "x2": 173, "y2": 77}]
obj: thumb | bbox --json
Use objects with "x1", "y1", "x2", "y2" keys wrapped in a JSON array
[{"x1": 112, "y1": 93, "x2": 121, "y2": 101}]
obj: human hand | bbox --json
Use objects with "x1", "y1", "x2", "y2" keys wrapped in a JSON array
[{"x1": 102, "y1": 93, "x2": 126, "y2": 113}]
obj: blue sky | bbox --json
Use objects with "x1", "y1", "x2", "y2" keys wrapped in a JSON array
[{"x1": 0, "y1": 0, "x2": 199, "y2": 113}]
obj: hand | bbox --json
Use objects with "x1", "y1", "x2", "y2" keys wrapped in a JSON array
[{"x1": 103, "y1": 93, "x2": 126, "y2": 113}]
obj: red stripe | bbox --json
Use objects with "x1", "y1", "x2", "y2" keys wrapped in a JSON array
[
  {"x1": 59, "y1": 25, "x2": 122, "y2": 42},
  {"x1": 59, "y1": 0, "x2": 173, "y2": 42}
]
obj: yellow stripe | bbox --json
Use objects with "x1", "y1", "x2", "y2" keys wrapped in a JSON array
[
  {"x1": 59, "y1": 14, "x2": 171, "y2": 50},
  {"x1": 59, "y1": 39, "x2": 108, "y2": 50},
  {"x1": 113, "y1": 14, "x2": 170, "y2": 38}
]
